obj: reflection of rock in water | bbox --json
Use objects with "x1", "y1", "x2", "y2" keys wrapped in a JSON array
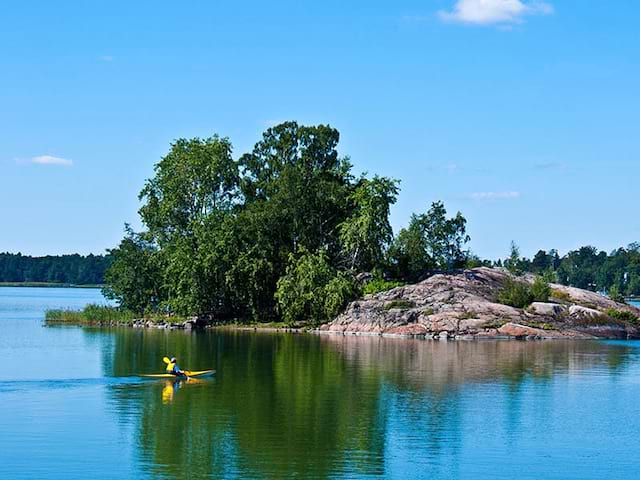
[{"x1": 319, "y1": 335, "x2": 634, "y2": 391}]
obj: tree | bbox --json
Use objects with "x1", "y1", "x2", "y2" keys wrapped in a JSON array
[
  {"x1": 0, "y1": 252, "x2": 111, "y2": 285},
  {"x1": 103, "y1": 226, "x2": 164, "y2": 314},
  {"x1": 139, "y1": 135, "x2": 239, "y2": 244},
  {"x1": 388, "y1": 201, "x2": 470, "y2": 280},
  {"x1": 275, "y1": 248, "x2": 357, "y2": 326},
  {"x1": 505, "y1": 241, "x2": 524, "y2": 275},
  {"x1": 137, "y1": 136, "x2": 240, "y2": 315},
  {"x1": 239, "y1": 121, "x2": 353, "y2": 255},
  {"x1": 556, "y1": 246, "x2": 601, "y2": 290},
  {"x1": 387, "y1": 220, "x2": 430, "y2": 281},
  {"x1": 106, "y1": 122, "x2": 395, "y2": 322},
  {"x1": 338, "y1": 176, "x2": 399, "y2": 271}
]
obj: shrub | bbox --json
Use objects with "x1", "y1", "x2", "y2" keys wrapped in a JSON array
[
  {"x1": 606, "y1": 309, "x2": 638, "y2": 324},
  {"x1": 324, "y1": 272, "x2": 359, "y2": 320},
  {"x1": 531, "y1": 276, "x2": 551, "y2": 302},
  {"x1": 608, "y1": 285, "x2": 626, "y2": 304},
  {"x1": 362, "y1": 277, "x2": 404, "y2": 295},
  {"x1": 497, "y1": 279, "x2": 534, "y2": 309},
  {"x1": 383, "y1": 299, "x2": 415, "y2": 310}
]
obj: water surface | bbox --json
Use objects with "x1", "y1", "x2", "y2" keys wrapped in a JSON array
[{"x1": 1, "y1": 288, "x2": 640, "y2": 479}]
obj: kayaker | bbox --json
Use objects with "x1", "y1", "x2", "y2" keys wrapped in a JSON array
[{"x1": 165, "y1": 357, "x2": 185, "y2": 376}]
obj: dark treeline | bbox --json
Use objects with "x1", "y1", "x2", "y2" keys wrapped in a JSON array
[
  {"x1": 104, "y1": 122, "x2": 470, "y2": 323},
  {"x1": 0, "y1": 252, "x2": 111, "y2": 285},
  {"x1": 500, "y1": 243, "x2": 640, "y2": 298}
]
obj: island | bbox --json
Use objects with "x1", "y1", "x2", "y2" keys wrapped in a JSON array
[{"x1": 320, "y1": 267, "x2": 640, "y2": 339}]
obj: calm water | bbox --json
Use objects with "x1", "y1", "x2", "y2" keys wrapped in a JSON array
[{"x1": 1, "y1": 288, "x2": 640, "y2": 479}]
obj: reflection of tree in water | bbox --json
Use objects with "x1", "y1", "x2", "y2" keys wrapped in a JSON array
[
  {"x1": 94, "y1": 330, "x2": 388, "y2": 478},
  {"x1": 88, "y1": 327, "x2": 636, "y2": 478}
]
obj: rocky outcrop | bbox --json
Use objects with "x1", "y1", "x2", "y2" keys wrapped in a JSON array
[{"x1": 318, "y1": 267, "x2": 640, "y2": 340}]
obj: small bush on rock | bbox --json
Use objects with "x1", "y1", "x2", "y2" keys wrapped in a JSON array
[
  {"x1": 363, "y1": 276, "x2": 404, "y2": 295},
  {"x1": 608, "y1": 285, "x2": 626, "y2": 304},
  {"x1": 531, "y1": 276, "x2": 551, "y2": 302},
  {"x1": 383, "y1": 300, "x2": 415, "y2": 310},
  {"x1": 606, "y1": 309, "x2": 638, "y2": 324},
  {"x1": 498, "y1": 279, "x2": 534, "y2": 309}
]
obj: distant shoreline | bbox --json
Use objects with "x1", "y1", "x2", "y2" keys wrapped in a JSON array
[{"x1": 0, "y1": 282, "x2": 103, "y2": 289}]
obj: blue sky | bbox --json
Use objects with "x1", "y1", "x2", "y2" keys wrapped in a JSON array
[{"x1": 1, "y1": 0, "x2": 638, "y2": 259}]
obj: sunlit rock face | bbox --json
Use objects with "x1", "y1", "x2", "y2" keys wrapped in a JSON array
[{"x1": 320, "y1": 268, "x2": 640, "y2": 340}]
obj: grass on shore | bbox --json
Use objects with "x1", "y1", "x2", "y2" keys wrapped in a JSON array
[
  {"x1": 45, "y1": 305, "x2": 303, "y2": 329},
  {"x1": 46, "y1": 304, "x2": 137, "y2": 324}
]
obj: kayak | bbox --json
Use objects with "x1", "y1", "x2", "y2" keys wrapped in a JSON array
[{"x1": 140, "y1": 369, "x2": 216, "y2": 379}]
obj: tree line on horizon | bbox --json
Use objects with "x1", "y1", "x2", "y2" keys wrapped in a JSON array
[
  {"x1": 0, "y1": 252, "x2": 111, "y2": 285},
  {"x1": 499, "y1": 243, "x2": 640, "y2": 299}
]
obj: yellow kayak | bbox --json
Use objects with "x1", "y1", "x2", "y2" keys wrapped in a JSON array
[{"x1": 140, "y1": 369, "x2": 216, "y2": 379}]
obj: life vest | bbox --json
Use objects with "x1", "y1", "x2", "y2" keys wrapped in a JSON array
[{"x1": 166, "y1": 361, "x2": 176, "y2": 373}]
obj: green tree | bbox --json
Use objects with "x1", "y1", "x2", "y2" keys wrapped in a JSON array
[
  {"x1": 138, "y1": 136, "x2": 239, "y2": 315},
  {"x1": 275, "y1": 248, "x2": 357, "y2": 325},
  {"x1": 388, "y1": 201, "x2": 470, "y2": 281},
  {"x1": 556, "y1": 246, "x2": 601, "y2": 290},
  {"x1": 531, "y1": 276, "x2": 551, "y2": 302},
  {"x1": 338, "y1": 175, "x2": 399, "y2": 271},
  {"x1": 103, "y1": 226, "x2": 164, "y2": 314},
  {"x1": 608, "y1": 284, "x2": 625, "y2": 303},
  {"x1": 504, "y1": 241, "x2": 525, "y2": 275}
]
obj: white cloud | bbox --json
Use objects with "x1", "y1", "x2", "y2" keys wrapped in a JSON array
[
  {"x1": 469, "y1": 191, "x2": 520, "y2": 200},
  {"x1": 30, "y1": 155, "x2": 73, "y2": 167},
  {"x1": 438, "y1": 0, "x2": 553, "y2": 25}
]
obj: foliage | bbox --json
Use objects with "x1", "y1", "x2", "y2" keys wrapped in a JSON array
[
  {"x1": 504, "y1": 241, "x2": 524, "y2": 275},
  {"x1": 324, "y1": 273, "x2": 359, "y2": 321},
  {"x1": 497, "y1": 279, "x2": 534, "y2": 309},
  {"x1": 0, "y1": 252, "x2": 111, "y2": 285},
  {"x1": 464, "y1": 254, "x2": 492, "y2": 268},
  {"x1": 608, "y1": 285, "x2": 625, "y2": 303},
  {"x1": 136, "y1": 136, "x2": 240, "y2": 316},
  {"x1": 531, "y1": 276, "x2": 551, "y2": 302},
  {"x1": 104, "y1": 121, "x2": 467, "y2": 325},
  {"x1": 362, "y1": 276, "x2": 405, "y2": 295},
  {"x1": 606, "y1": 309, "x2": 638, "y2": 324},
  {"x1": 102, "y1": 226, "x2": 164, "y2": 315},
  {"x1": 338, "y1": 176, "x2": 399, "y2": 271},
  {"x1": 274, "y1": 248, "x2": 357, "y2": 326},
  {"x1": 507, "y1": 243, "x2": 640, "y2": 298},
  {"x1": 383, "y1": 300, "x2": 415, "y2": 310},
  {"x1": 46, "y1": 304, "x2": 136, "y2": 324},
  {"x1": 387, "y1": 201, "x2": 470, "y2": 281}
]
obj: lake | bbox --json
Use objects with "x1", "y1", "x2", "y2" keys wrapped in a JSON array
[{"x1": 1, "y1": 287, "x2": 640, "y2": 479}]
